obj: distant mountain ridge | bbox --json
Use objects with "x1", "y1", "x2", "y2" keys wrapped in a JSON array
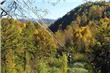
[
  {"x1": 38, "y1": 18, "x2": 55, "y2": 25},
  {"x1": 19, "y1": 18, "x2": 55, "y2": 26}
]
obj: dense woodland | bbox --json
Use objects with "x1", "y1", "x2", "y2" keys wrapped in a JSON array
[{"x1": 1, "y1": 1, "x2": 110, "y2": 73}]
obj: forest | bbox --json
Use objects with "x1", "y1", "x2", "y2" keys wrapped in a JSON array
[{"x1": 1, "y1": 1, "x2": 110, "y2": 73}]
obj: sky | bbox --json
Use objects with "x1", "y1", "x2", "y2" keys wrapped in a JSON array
[
  {"x1": 0, "y1": 0, "x2": 84, "y2": 19},
  {"x1": 36, "y1": 0, "x2": 84, "y2": 19},
  {"x1": 1, "y1": 0, "x2": 109, "y2": 19}
]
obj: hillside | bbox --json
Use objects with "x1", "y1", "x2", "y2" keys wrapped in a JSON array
[
  {"x1": 49, "y1": 1, "x2": 110, "y2": 32},
  {"x1": 1, "y1": 1, "x2": 110, "y2": 73},
  {"x1": 1, "y1": 18, "x2": 58, "y2": 73},
  {"x1": 49, "y1": 1, "x2": 110, "y2": 73}
]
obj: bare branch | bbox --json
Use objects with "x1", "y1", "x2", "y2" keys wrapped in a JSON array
[{"x1": 0, "y1": 0, "x2": 6, "y2": 5}]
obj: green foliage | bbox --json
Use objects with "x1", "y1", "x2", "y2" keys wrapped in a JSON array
[
  {"x1": 68, "y1": 62, "x2": 94, "y2": 73},
  {"x1": 49, "y1": 1, "x2": 110, "y2": 32},
  {"x1": 89, "y1": 18, "x2": 110, "y2": 73},
  {"x1": 1, "y1": 18, "x2": 57, "y2": 73},
  {"x1": 37, "y1": 60, "x2": 49, "y2": 73},
  {"x1": 50, "y1": 1, "x2": 110, "y2": 73},
  {"x1": 47, "y1": 54, "x2": 68, "y2": 73},
  {"x1": 1, "y1": 1, "x2": 110, "y2": 73},
  {"x1": 1, "y1": 18, "x2": 25, "y2": 73}
]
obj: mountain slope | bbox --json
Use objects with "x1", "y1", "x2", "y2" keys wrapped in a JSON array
[{"x1": 49, "y1": 1, "x2": 110, "y2": 32}]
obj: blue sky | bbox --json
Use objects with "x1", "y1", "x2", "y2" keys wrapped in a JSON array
[
  {"x1": 1, "y1": 0, "x2": 109, "y2": 19},
  {"x1": 0, "y1": 0, "x2": 84, "y2": 19},
  {"x1": 36, "y1": 0, "x2": 84, "y2": 19}
]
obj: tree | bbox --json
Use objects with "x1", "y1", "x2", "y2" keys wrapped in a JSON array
[
  {"x1": 90, "y1": 18, "x2": 110, "y2": 73},
  {"x1": 65, "y1": 24, "x2": 94, "y2": 52},
  {"x1": 0, "y1": 0, "x2": 63, "y2": 18},
  {"x1": 1, "y1": 18, "x2": 26, "y2": 73},
  {"x1": 36, "y1": 60, "x2": 48, "y2": 73},
  {"x1": 1, "y1": 18, "x2": 58, "y2": 73}
]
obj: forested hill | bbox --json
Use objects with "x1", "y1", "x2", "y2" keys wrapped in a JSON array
[
  {"x1": 49, "y1": 1, "x2": 110, "y2": 32},
  {"x1": 1, "y1": 1, "x2": 110, "y2": 73}
]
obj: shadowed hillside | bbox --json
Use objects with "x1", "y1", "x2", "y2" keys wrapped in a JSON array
[{"x1": 49, "y1": 1, "x2": 110, "y2": 32}]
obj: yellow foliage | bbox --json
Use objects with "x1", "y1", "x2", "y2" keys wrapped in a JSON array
[
  {"x1": 74, "y1": 26, "x2": 94, "y2": 47},
  {"x1": 34, "y1": 29, "x2": 39, "y2": 34},
  {"x1": 6, "y1": 49, "x2": 16, "y2": 73},
  {"x1": 73, "y1": 53, "x2": 85, "y2": 61}
]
